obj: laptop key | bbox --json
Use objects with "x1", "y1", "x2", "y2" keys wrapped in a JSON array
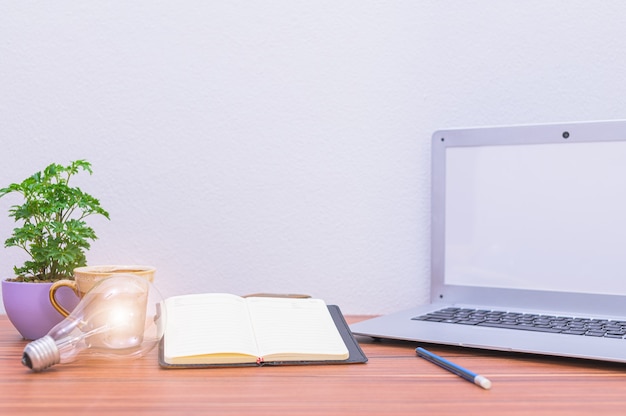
[
  {"x1": 584, "y1": 331, "x2": 607, "y2": 337},
  {"x1": 562, "y1": 329, "x2": 587, "y2": 335},
  {"x1": 477, "y1": 322, "x2": 563, "y2": 333}
]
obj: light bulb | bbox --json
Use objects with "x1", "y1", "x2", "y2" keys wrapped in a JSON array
[{"x1": 22, "y1": 274, "x2": 165, "y2": 372}]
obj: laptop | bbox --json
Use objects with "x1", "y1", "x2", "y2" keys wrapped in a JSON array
[{"x1": 350, "y1": 119, "x2": 626, "y2": 363}]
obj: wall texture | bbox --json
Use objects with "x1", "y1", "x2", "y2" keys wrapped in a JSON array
[{"x1": 2, "y1": 1, "x2": 626, "y2": 314}]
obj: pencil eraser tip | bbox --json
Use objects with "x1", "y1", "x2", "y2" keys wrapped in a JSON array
[{"x1": 475, "y1": 375, "x2": 492, "y2": 390}]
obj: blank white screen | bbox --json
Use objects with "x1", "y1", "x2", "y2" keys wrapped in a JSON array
[{"x1": 445, "y1": 141, "x2": 626, "y2": 296}]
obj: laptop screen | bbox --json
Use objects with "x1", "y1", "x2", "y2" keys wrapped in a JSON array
[{"x1": 444, "y1": 140, "x2": 626, "y2": 297}]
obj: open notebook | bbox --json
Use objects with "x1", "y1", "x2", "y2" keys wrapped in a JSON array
[{"x1": 351, "y1": 119, "x2": 626, "y2": 363}]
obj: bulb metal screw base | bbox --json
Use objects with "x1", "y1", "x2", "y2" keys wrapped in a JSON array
[{"x1": 22, "y1": 335, "x2": 61, "y2": 372}]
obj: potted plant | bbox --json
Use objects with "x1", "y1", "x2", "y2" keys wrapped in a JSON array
[{"x1": 1, "y1": 160, "x2": 110, "y2": 339}]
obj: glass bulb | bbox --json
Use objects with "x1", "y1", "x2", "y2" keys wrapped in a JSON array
[{"x1": 22, "y1": 274, "x2": 165, "y2": 372}]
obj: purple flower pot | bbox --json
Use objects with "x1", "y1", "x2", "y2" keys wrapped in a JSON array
[{"x1": 2, "y1": 280, "x2": 80, "y2": 340}]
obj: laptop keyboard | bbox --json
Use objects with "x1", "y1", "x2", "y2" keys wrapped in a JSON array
[{"x1": 412, "y1": 307, "x2": 626, "y2": 339}]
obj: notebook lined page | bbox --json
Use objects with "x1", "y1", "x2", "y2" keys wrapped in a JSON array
[
  {"x1": 164, "y1": 293, "x2": 259, "y2": 358},
  {"x1": 246, "y1": 297, "x2": 349, "y2": 359}
]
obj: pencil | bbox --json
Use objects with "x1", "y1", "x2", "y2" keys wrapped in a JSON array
[{"x1": 416, "y1": 347, "x2": 492, "y2": 390}]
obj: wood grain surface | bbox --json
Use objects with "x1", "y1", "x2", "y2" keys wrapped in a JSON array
[{"x1": 2, "y1": 314, "x2": 626, "y2": 415}]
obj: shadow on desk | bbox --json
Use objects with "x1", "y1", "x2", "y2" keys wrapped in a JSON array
[{"x1": 356, "y1": 332, "x2": 626, "y2": 370}]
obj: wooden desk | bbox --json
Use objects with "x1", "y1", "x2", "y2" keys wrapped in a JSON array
[{"x1": 2, "y1": 315, "x2": 626, "y2": 415}]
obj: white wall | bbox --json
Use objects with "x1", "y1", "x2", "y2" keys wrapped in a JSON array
[{"x1": 2, "y1": 1, "x2": 626, "y2": 315}]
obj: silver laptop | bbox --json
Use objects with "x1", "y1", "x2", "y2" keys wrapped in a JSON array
[{"x1": 350, "y1": 119, "x2": 626, "y2": 363}]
